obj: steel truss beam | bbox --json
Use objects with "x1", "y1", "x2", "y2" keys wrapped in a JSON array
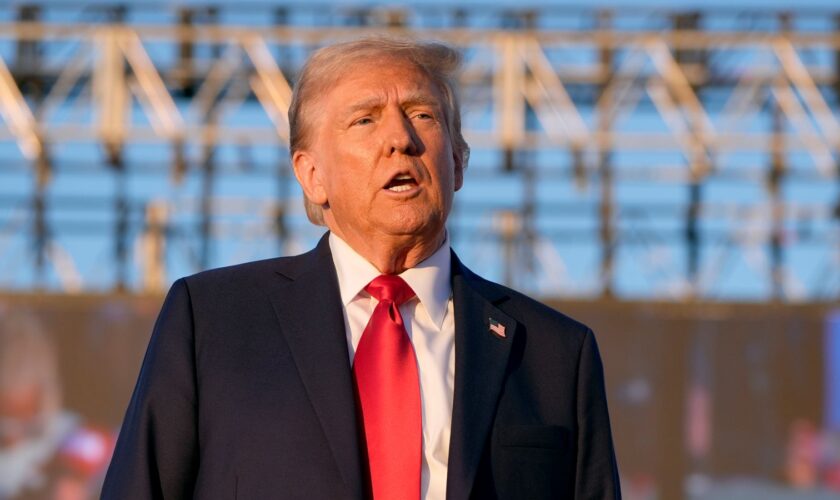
[{"x1": 0, "y1": 6, "x2": 838, "y2": 300}]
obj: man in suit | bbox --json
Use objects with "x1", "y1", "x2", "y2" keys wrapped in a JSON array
[{"x1": 102, "y1": 37, "x2": 621, "y2": 499}]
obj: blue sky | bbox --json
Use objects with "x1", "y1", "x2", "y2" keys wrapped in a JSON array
[
  {"x1": 1, "y1": 1, "x2": 839, "y2": 300},
  {"x1": 12, "y1": 0, "x2": 840, "y2": 8}
]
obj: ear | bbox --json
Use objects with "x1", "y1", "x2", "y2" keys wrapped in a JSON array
[
  {"x1": 453, "y1": 152, "x2": 464, "y2": 192},
  {"x1": 292, "y1": 150, "x2": 328, "y2": 205}
]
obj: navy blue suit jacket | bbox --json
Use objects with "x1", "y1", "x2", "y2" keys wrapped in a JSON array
[{"x1": 102, "y1": 234, "x2": 620, "y2": 499}]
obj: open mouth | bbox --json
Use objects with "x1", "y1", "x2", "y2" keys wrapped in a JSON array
[{"x1": 385, "y1": 173, "x2": 418, "y2": 193}]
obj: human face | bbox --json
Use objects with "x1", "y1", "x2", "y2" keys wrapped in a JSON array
[
  {"x1": 293, "y1": 59, "x2": 463, "y2": 253},
  {"x1": 0, "y1": 385, "x2": 45, "y2": 448}
]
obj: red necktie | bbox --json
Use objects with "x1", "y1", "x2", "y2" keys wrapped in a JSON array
[{"x1": 353, "y1": 275, "x2": 421, "y2": 500}]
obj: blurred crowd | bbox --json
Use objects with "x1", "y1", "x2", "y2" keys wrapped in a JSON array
[
  {"x1": 786, "y1": 419, "x2": 840, "y2": 492},
  {"x1": 0, "y1": 311, "x2": 113, "y2": 500},
  {"x1": 2, "y1": 302, "x2": 840, "y2": 499}
]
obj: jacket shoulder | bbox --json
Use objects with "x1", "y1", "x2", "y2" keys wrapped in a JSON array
[
  {"x1": 460, "y1": 264, "x2": 593, "y2": 342},
  {"x1": 179, "y1": 246, "x2": 320, "y2": 294}
]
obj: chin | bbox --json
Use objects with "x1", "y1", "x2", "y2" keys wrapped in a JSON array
[
  {"x1": 394, "y1": 224, "x2": 446, "y2": 243},
  {"x1": 373, "y1": 205, "x2": 445, "y2": 239}
]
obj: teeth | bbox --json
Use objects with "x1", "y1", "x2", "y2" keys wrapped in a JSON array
[
  {"x1": 394, "y1": 174, "x2": 413, "y2": 180},
  {"x1": 388, "y1": 184, "x2": 413, "y2": 192}
]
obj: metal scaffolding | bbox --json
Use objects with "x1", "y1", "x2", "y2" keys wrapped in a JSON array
[{"x1": 1, "y1": 3, "x2": 839, "y2": 300}]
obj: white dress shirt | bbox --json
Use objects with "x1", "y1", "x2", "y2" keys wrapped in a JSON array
[{"x1": 329, "y1": 233, "x2": 455, "y2": 500}]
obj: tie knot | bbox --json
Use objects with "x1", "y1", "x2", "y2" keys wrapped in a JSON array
[{"x1": 365, "y1": 275, "x2": 416, "y2": 306}]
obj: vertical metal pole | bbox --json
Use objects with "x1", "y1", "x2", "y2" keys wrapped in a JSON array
[
  {"x1": 596, "y1": 9, "x2": 615, "y2": 298},
  {"x1": 597, "y1": 8, "x2": 614, "y2": 88},
  {"x1": 18, "y1": 3, "x2": 47, "y2": 288},
  {"x1": 686, "y1": 181, "x2": 701, "y2": 296},
  {"x1": 111, "y1": 152, "x2": 128, "y2": 292},
  {"x1": 452, "y1": 8, "x2": 467, "y2": 29},
  {"x1": 599, "y1": 160, "x2": 614, "y2": 298},
  {"x1": 674, "y1": 11, "x2": 706, "y2": 298},
  {"x1": 273, "y1": 7, "x2": 288, "y2": 26},
  {"x1": 106, "y1": 4, "x2": 127, "y2": 23},
  {"x1": 769, "y1": 13, "x2": 792, "y2": 300},
  {"x1": 94, "y1": 18, "x2": 130, "y2": 291},
  {"x1": 141, "y1": 200, "x2": 168, "y2": 292},
  {"x1": 769, "y1": 97, "x2": 785, "y2": 300},
  {"x1": 835, "y1": 14, "x2": 840, "y2": 102},
  {"x1": 198, "y1": 85, "x2": 221, "y2": 270},
  {"x1": 672, "y1": 11, "x2": 704, "y2": 80},
  {"x1": 199, "y1": 144, "x2": 215, "y2": 270},
  {"x1": 176, "y1": 8, "x2": 195, "y2": 96},
  {"x1": 14, "y1": 4, "x2": 42, "y2": 98},
  {"x1": 32, "y1": 162, "x2": 48, "y2": 290},
  {"x1": 496, "y1": 35, "x2": 524, "y2": 174}
]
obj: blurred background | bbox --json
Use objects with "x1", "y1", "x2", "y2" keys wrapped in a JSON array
[{"x1": 1, "y1": 0, "x2": 840, "y2": 498}]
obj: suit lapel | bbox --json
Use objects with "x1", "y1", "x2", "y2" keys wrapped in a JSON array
[
  {"x1": 269, "y1": 234, "x2": 364, "y2": 500},
  {"x1": 446, "y1": 255, "x2": 518, "y2": 500}
]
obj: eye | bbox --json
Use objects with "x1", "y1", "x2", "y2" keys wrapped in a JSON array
[
  {"x1": 412, "y1": 112, "x2": 434, "y2": 121},
  {"x1": 352, "y1": 116, "x2": 374, "y2": 126}
]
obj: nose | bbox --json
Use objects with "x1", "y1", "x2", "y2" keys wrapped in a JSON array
[{"x1": 383, "y1": 110, "x2": 421, "y2": 157}]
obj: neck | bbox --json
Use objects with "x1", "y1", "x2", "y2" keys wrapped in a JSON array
[{"x1": 329, "y1": 228, "x2": 445, "y2": 275}]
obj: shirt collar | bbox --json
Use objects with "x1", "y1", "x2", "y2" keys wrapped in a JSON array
[{"x1": 328, "y1": 232, "x2": 452, "y2": 330}]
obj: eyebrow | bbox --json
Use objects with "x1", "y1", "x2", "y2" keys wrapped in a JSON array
[
  {"x1": 401, "y1": 92, "x2": 441, "y2": 109},
  {"x1": 341, "y1": 97, "x2": 384, "y2": 119}
]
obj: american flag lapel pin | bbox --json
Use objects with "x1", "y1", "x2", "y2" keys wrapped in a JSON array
[{"x1": 488, "y1": 318, "x2": 506, "y2": 338}]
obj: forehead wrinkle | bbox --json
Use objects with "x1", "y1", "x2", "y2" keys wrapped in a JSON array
[
  {"x1": 341, "y1": 88, "x2": 441, "y2": 117},
  {"x1": 330, "y1": 65, "x2": 445, "y2": 127},
  {"x1": 341, "y1": 95, "x2": 386, "y2": 119}
]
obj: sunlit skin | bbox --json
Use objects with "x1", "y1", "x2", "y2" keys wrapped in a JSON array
[{"x1": 293, "y1": 59, "x2": 464, "y2": 274}]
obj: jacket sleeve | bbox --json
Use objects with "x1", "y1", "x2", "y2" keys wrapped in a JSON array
[
  {"x1": 101, "y1": 278, "x2": 199, "y2": 499},
  {"x1": 575, "y1": 328, "x2": 622, "y2": 499}
]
